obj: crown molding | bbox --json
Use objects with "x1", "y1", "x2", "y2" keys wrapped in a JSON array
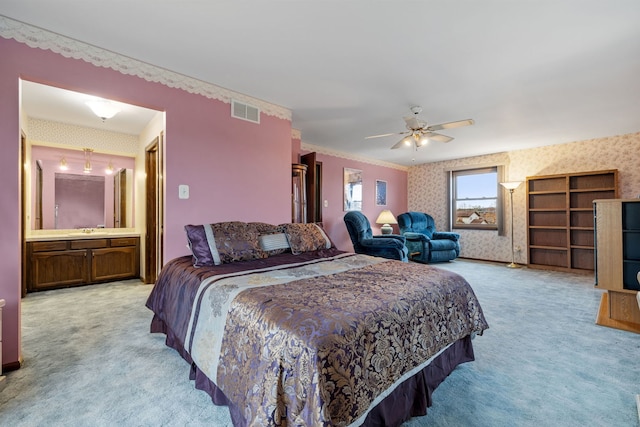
[
  {"x1": 291, "y1": 129, "x2": 301, "y2": 140},
  {"x1": 301, "y1": 142, "x2": 409, "y2": 172},
  {"x1": 0, "y1": 15, "x2": 291, "y2": 121}
]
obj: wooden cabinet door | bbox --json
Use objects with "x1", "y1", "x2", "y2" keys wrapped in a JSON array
[
  {"x1": 90, "y1": 246, "x2": 138, "y2": 282},
  {"x1": 30, "y1": 250, "x2": 88, "y2": 291},
  {"x1": 595, "y1": 200, "x2": 623, "y2": 291}
]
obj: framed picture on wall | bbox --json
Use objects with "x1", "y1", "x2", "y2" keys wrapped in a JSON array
[
  {"x1": 344, "y1": 168, "x2": 363, "y2": 211},
  {"x1": 376, "y1": 180, "x2": 387, "y2": 206}
]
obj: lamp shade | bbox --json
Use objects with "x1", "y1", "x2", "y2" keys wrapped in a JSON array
[
  {"x1": 376, "y1": 210, "x2": 397, "y2": 235},
  {"x1": 499, "y1": 181, "x2": 523, "y2": 190},
  {"x1": 376, "y1": 210, "x2": 397, "y2": 225}
]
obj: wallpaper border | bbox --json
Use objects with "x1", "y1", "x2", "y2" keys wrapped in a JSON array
[{"x1": 0, "y1": 15, "x2": 292, "y2": 121}]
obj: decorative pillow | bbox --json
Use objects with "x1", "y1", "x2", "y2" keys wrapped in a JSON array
[
  {"x1": 258, "y1": 233, "x2": 290, "y2": 253},
  {"x1": 250, "y1": 222, "x2": 290, "y2": 255},
  {"x1": 185, "y1": 221, "x2": 267, "y2": 266},
  {"x1": 250, "y1": 222, "x2": 280, "y2": 235},
  {"x1": 278, "y1": 223, "x2": 333, "y2": 255}
]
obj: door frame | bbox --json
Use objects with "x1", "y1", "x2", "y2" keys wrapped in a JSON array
[{"x1": 144, "y1": 134, "x2": 163, "y2": 284}]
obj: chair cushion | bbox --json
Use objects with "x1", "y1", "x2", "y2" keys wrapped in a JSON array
[{"x1": 429, "y1": 238, "x2": 458, "y2": 251}]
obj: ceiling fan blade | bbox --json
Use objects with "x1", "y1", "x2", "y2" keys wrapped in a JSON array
[
  {"x1": 364, "y1": 131, "x2": 405, "y2": 140},
  {"x1": 424, "y1": 132, "x2": 454, "y2": 143},
  {"x1": 427, "y1": 119, "x2": 474, "y2": 131},
  {"x1": 391, "y1": 136, "x2": 413, "y2": 149},
  {"x1": 403, "y1": 115, "x2": 424, "y2": 130}
]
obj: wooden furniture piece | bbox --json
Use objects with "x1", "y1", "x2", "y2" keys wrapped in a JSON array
[
  {"x1": 594, "y1": 199, "x2": 640, "y2": 334},
  {"x1": 26, "y1": 236, "x2": 140, "y2": 292},
  {"x1": 292, "y1": 164, "x2": 307, "y2": 223},
  {"x1": 0, "y1": 299, "x2": 5, "y2": 388},
  {"x1": 300, "y1": 152, "x2": 323, "y2": 224},
  {"x1": 526, "y1": 170, "x2": 617, "y2": 272}
]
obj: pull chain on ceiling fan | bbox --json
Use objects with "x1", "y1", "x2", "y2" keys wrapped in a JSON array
[{"x1": 365, "y1": 106, "x2": 474, "y2": 150}]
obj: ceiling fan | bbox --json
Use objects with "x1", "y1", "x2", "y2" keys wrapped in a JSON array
[{"x1": 365, "y1": 106, "x2": 474, "y2": 150}]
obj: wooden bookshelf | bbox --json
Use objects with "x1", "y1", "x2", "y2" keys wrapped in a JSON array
[{"x1": 526, "y1": 170, "x2": 617, "y2": 273}]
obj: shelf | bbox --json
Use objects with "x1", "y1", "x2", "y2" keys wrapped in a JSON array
[
  {"x1": 530, "y1": 245, "x2": 568, "y2": 251},
  {"x1": 528, "y1": 170, "x2": 617, "y2": 272},
  {"x1": 570, "y1": 187, "x2": 615, "y2": 193},
  {"x1": 528, "y1": 190, "x2": 567, "y2": 195}
]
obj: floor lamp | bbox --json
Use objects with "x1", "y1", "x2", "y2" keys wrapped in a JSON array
[{"x1": 500, "y1": 181, "x2": 523, "y2": 268}]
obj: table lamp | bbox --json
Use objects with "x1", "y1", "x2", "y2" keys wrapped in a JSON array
[{"x1": 376, "y1": 210, "x2": 397, "y2": 235}]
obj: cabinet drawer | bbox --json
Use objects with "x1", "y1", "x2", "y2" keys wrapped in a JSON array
[
  {"x1": 31, "y1": 241, "x2": 68, "y2": 252},
  {"x1": 110, "y1": 237, "x2": 138, "y2": 247},
  {"x1": 71, "y1": 239, "x2": 108, "y2": 249}
]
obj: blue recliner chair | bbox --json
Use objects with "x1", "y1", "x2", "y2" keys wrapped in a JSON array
[
  {"x1": 344, "y1": 211, "x2": 408, "y2": 262},
  {"x1": 397, "y1": 212, "x2": 460, "y2": 263}
]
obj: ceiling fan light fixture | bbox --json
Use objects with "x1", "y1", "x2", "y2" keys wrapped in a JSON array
[{"x1": 86, "y1": 99, "x2": 121, "y2": 120}]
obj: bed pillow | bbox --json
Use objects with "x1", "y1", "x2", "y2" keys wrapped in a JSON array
[
  {"x1": 258, "y1": 233, "x2": 290, "y2": 253},
  {"x1": 278, "y1": 223, "x2": 334, "y2": 255},
  {"x1": 185, "y1": 222, "x2": 267, "y2": 266},
  {"x1": 250, "y1": 222, "x2": 291, "y2": 255}
]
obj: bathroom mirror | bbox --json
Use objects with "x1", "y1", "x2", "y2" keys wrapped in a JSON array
[
  {"x1": 31, "y1": 145, "x2": 135, "y2": 230},
  {"x1": 344, "y1": 167, "x2": 363, "y2": 211}
]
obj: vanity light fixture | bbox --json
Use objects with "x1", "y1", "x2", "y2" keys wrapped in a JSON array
[
  {"x1": 83, "y1": 148, "x2": 94, "y2": 173},
  {"x1": 59, "y1": 157, "x2": 69, "y2": 171},
  {"x1": 105, "y1": 161, "x2": 114, "y2": 175},
  {"x1": 86, "y1": 99, "x2": 121, "y2": 121}
]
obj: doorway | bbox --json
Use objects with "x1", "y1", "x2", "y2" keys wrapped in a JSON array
[{"x1": 20, "y1": 79, "x2": 165, "y2": 285}]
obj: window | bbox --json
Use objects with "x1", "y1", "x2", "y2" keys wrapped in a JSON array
[{"x1": 451, "y1": 167, "x2": 498, "y2": 230}]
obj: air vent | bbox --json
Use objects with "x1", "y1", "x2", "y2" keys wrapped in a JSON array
[{"x1": 231, "y1": 100, "x2": 260, "y2": 124}]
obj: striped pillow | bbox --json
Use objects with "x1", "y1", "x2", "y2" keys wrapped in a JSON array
[{"x1": 258, "y1": 233, "x2": 290, "y2": 253}]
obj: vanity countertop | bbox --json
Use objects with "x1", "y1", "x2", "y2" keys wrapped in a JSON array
[{"x1": 26, "y1": 229, "x2": 140, "y2": 242}]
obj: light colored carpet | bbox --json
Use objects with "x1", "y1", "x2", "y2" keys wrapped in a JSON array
[{"x1": 1, "y1": 259, "x2": 639, "y2": 426}]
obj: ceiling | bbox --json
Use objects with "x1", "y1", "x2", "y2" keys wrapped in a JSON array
[
  {"x1": 21, "y1": 81, "x2": 160, "y2": 136},
  {"x1": 5, "y1": 1, "x2": 640, "y2": 166}
]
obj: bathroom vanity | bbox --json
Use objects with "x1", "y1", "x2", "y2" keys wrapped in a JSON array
[{"x1": 25, "y1": 232, "x2": 140, "y2": 292}]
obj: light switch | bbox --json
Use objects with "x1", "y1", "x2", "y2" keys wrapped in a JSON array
[
  {"x1": 178, "y1": 184, "x2": 189, "y2": 199},
  {"x1": 323, "y1": 200, "x2": 329, "y2": 208}
]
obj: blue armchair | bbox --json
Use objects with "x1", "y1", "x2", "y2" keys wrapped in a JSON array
[
  {"x1": 397, "y1": 212, "x2": 460, "y2": 263},
  {"x1": 344, "y1": 211, "x2": 408, "y2": 262}
]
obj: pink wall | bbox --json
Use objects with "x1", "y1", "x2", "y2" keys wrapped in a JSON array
[
  {"x1": 295, "y1": 149, "x2": 408, "y2": 251},
  {"x1": 0, "y1": 38, "x2": 292, "y2": 367}
]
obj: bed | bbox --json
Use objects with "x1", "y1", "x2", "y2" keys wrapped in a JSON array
[{"x1": 146, "y1": 221, "x2": 489, "y2": 426}]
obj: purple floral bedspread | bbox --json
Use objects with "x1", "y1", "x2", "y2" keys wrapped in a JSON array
[{"x1": 147, "y1": 250, "x2": 488, "y2": 426}]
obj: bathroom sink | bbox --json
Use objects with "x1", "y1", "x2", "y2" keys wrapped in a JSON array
[{"x1": 67, "y1": 231, "x2": 109, "y2": 237}]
